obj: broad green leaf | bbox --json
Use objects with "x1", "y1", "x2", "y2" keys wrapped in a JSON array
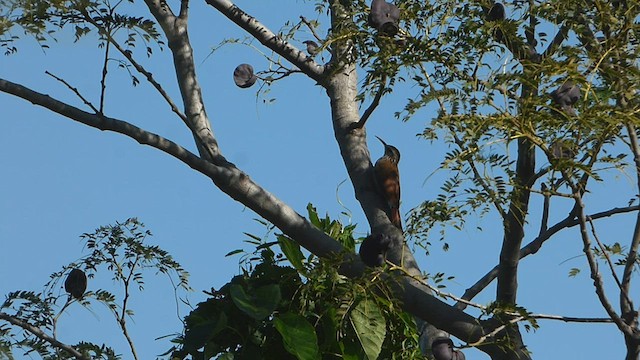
[
  {"x1": 274, "y1": 312, "x2": 320, "y2": 360},
  {"x1": 184, "y1": 312, "x2": 227, "y2": 352},
  {"x1": 277, "y1": 235, "x2": 305, "y2": 271},
  {"x1": 350, "y1": 299, "x2": 386, "y2": 360},
  {"x1": 229, "y1": 284, "x2": 281, "y2": 320}
]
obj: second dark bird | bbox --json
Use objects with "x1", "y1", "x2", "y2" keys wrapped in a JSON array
[{"x1": 374, "y1": 136, "x2": 402, "y2": 230}]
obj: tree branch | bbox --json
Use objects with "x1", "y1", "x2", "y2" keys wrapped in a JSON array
[
  {"x1": 0, "y1": 312, "x2": 90, "y2": 360},
  {"x1": 351, "y1": 75, "x2": 386, "y2": 129},
  {"x1": 44, "y1": 71, "x2": 99, "y2": 113},
  {"x1": 621, "y1": 123, "x2": 640, "y2": 324},
  {"x1": 81, "y1": 12, "x2": 188, "y2": 123},
  {"x1": 143, "y1": 0, "x2": 221, "y2": 163},
  {"x1": 457, "y1": 205, "x2": 640, "y2": 309},
  {"x1": 542, "y1": 23, "x2": 569, "y2": 59},
  {"x1": 206, "y1": 0, "x2": 326, "y2": 85},
  {"x1": 0, "y1": 78, "x2": 348, "y2": 265},
  {"x1": 572, "y1": 190, "x2": 635, "y2": 336}
]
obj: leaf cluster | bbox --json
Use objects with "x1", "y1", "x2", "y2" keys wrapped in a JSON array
[
  {"x1": 0, "y1": 0, "x2": 162, "y2": 56},
  {"x1": 170, "y1": 206, "x2": 422, "y2": 360}
]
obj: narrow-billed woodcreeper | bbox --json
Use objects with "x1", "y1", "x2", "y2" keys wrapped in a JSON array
[{"x1": 374, "y1": 136, "x2": 402, "y2": 230}]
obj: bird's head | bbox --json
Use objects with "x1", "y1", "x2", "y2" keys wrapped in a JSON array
[{"x1": 376, "y1": 136, "x2": 400, "y2": 163}]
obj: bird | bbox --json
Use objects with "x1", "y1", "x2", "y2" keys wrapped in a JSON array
[
  {"x1": 359, "y1": 233, "x2": 392, "y2": 267},
  {"x1": 368, "y1": 0, "x2": 400, "y2": 36},
  {"x1": 64, "y1": 268, "x2": 87, "y2": 300},
  {"x1": 373, "y1": 136, "x2": 402, "y2": 230},
  {"x1": 302, "y1": 40, "x2": 319, "y2": 56},
  {"x1": 550, "y1": 80, "x2": 580, "y2": 116}
]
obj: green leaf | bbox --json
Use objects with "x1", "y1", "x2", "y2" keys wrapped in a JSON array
[
  {"x1": 569, "y1": 268, "x2": 581, "y2": 277},
  {"x1": 307, "y1": 203, "x2": 321, "y2": 227},
  {"x1": 350, "y1": 299, "x2": 386, "y2": 360},
  {"x1": 225, "y1": 249, "x2": 244, "y2": 257},
  {"x1": 277, "y1": 235, "x2": 305, "y2": 271},
  {"x1": 274, "y1": 312, "x2": 320, "y2": 360},
  {"x1": 183, "y1": 312, "x2": 227, "y2": 352},
  {"x1": 229, "y1": 284, "x2": 281, "y2": 320}
]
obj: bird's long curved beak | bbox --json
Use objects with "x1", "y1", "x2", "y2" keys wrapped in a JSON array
[{"x1": 375, "y1": 136, "x2": 387, "y2": 147}]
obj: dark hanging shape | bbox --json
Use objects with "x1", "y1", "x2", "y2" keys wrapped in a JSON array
[
  {"x1": 487, "y1": 2, "x2": 505, "y2": 21},
  {"x1": 64, "y1": 268, "x2": 87, "y2": 300},
  {"x1": 432, "y1": 337, "x2": 465, "y2": 360},
  {"x1": 233, "y1": 63, "x2": 258, "y2": 89},
  {"x1": 368, "y1": 0, "x2": 400, "y2": 36},
  {"x1": 359, "y1": 233, "x2": 392, "y2": 267},
  {"x1": 551, "y1": 80, "x2": 580, "y2": 116}
]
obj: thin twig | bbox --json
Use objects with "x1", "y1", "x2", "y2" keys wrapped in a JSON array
[
  {"x1": 587, "y1": 217, "x2": 633, "y2": 307},
  {"x1": 300, "y1": 16, "x2": 323, "y2": 42},
  {"x1": 45, "y1": 71, "x2": 99, "y2": 113},
  {"x1": 351, "y1": 75, "x2": 386, "y2": 129},
  {"x1": 539, "y1": 183, "x2": 550, "y2": 235},
  {"x1": 52, "y1": 297, "x2": 74, "y2": 340},
  {"x1": 467, "y1": 316, "x2": 524, "y2": 347},
  {"x1": 530, "y1": 313, "x2": 613, "y2": 323},
  {"x1": 81, "y1": 13, "x2": 188, "y2": 123},
  {"x1": 569, "y1": 181, "x2": 634, "y2": 335},
  {"x1": 99, "y1": 27, "x2": 111, "y2": 114}
]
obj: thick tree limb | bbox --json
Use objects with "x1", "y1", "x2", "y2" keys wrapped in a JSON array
[
  {"x1": 0, "y1": 78, "x2": 348, "y2": 265},
  {"x1": 143, "y1": 0, "x2": 221, "y2": 163},
  {"x1": 206, "y1": 0, "x2": 326, "y2": 85},
  {"x1": 497, "y1": 136, "x2": 535, "y2": 305},
  {"x1": 0, "y1": 312, "x2": 90, "y2": 360}
]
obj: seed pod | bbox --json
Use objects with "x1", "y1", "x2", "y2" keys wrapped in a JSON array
[
  {"x1": 64, "y1": 268, "x2": 87, "y2": 300},
  {"x1": 487, "y1": 2, "x2": 505, "y2": 21},
  {"x1": 368, "y1": 0, "x2": 400, "y2": 36},
  {"x1": 359, "y1": 233, "x2": 392, "y2": 267},
  {"x1": 233, "y1": 63, "x2": 258, "y2": 89}
]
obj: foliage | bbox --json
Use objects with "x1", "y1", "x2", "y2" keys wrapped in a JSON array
[
  {"x1": 0, "y1": 0, "x2": 162, "y2": 51},
  {"x1": 0, "y1": 218, "x2": 190, "y2": 359},
  {"x1": 1, "y1": 0, "x2": 640, "y2": 357},
  {"x1": 169, "y1": 205, "x2": 422, "y2": 360}
]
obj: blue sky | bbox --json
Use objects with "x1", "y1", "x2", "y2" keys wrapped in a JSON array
[{"x1": 0, "y1": 0, "x2": 633, "y2": 358}]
